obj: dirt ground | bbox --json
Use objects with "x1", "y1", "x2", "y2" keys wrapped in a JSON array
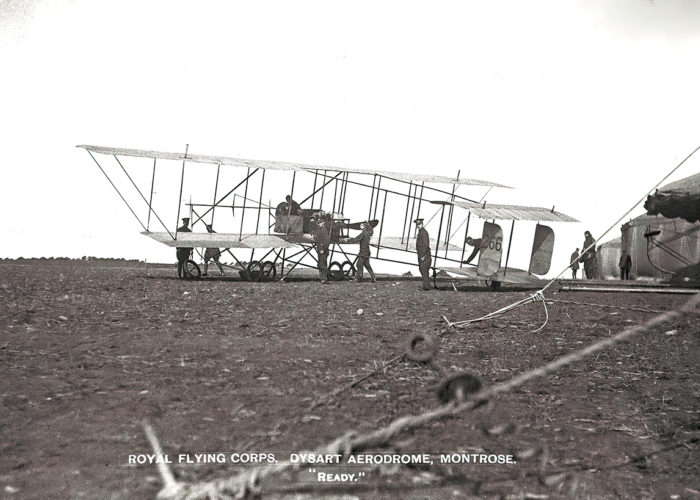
[{"x1": 0, "y1": 261, "x2": 698, "y2": 500}]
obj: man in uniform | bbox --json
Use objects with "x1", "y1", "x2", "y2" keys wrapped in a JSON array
[
  {"x1": 203, "y1": 223, "x2": 224, "y2": 276},
  {"x1": 285, "y1": 194, "x2": 302, "y2": 215},
  {"x1": 347, "y1": 221, "x2": 376, "y2": 283},
  {"x1": 275, "y1": 195, "x2": 302, "y2": 216},
  {"x1": 582, "y1": 231, "x2": 598, "y2": 279},
  {"x1": 275, "y1": 195, "x2": 303, "y2": 233},
  {"x1": 570, "y1": 248, "x2": 580, "y2": 279},
  {"x1": 176, "y1": 217, "x2": 193, "y2": 279},
  {"x1": 619, "y1": 249, "x2": 632, "y2": 280},
  {"x1": 414, "y1": 218, "x2": 432, "y2": 290},
  {"x1": 462, "y1": 236, "x2": 483, "y2": 265},
  {"x1": 313, "y1": 213, "x2": 331, "y2": 283}
]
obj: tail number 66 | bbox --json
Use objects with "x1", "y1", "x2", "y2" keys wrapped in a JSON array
[{"x1": 484, "y1": 236, "x2": 502, "y2": 252}]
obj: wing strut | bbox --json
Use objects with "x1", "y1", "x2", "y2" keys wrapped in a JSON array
[
  {"x1": 147, "y1": 157, "x2": 157, "y2": 230},
  {"x1": 174, "y1": 144, "x2": 190, "y2": 239},
  {"x1": 400, "y1": 182, "x2": 414, "y2": 246},
  {"x1": 255, "y1": 168, "x2": 266, "y2": 234},
  {"x1": 85, "y1": 150, "x2": 148, "y2": 232},
  {"x1": 503, "y1": 219, "x2": 515, "y2": 276},
  {"x1": 113, "y1": 155, "x2": 173, "y2": 239},
  {"x1": 211, "y1": 164, "x2": 221, "y2": 226},
  {"x1": 413, "y1": 182, "x2": 425, "y2": 238},
  {"x1": 191, "y1": 167, "x2": 260, "y2": 228},
  {"x1": 376, "y1": 191, "x2": 388, "y2": 259},
  {"x1": 298, "y1": 170, "x2": 343, "y2": 207},
  {"x1": 240, "y1": 167, "x2": 251, "y2": 240}
]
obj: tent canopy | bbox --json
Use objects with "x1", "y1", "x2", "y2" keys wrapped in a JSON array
[{"x1": 644, "y1": 172, "x2": 700, "y2": 223}]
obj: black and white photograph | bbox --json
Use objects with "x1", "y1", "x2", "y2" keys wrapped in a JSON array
[{"x1": 1, "y1": 1, "x2": 699, "y2": 498}]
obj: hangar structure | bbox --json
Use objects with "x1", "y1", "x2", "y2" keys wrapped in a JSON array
[{"x1": 599, "y1": 172, "x2": 700, "y2": 282}]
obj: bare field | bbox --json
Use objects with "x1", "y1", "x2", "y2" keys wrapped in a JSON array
[{"x1": 0, "y1": 262, "x2": 698, "y2": 499}]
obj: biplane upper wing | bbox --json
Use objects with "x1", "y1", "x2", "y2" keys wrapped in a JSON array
[
  {"x1": 80, "y1": 145, "x2": 306, "y2": 171},
  {"x1": 319, "y1": 166, "x2": 512, "y2": 188},
  {"x1": 77, "y1": 145, "x2": 511, "y2": 188},
  {"x1": 142, "y1": 232, "x2": 298, "y2": 248},
  {"x1": 441, "y1": 201, "x2": 579, "y2": 222}
]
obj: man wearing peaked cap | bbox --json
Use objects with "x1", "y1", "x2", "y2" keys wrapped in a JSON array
[
  {"x1": 203, "y1": 223, "x2": 224, "y2": 276},
  {"x1": 347, "y1": 220, "x2": 377, "y2": 283},
  {"x1": 176, "y1": 218, "x2": 192, "y2": 278},
  {"x1": 414, "y1": 218, "x2": 432, "y2": 290},
  {"x1": 314, "y1": 215, "x2": 331, "y2": 283}
]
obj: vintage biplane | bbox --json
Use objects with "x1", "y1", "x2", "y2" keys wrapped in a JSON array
[
  {"x1": 78, "y1": 144, "x2": 578, "y2": 287},
  {"x1": 429, "y1": 201, "x2": 579, "y2": 289}
]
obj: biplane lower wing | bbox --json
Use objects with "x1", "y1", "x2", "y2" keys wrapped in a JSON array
[
  {"x1": 369, "y1": 236, "x2": 462, "y2": 252},
  {"x1": 142, "y1": 232, "x2": 298, "y2": 249},
  {"x1": 437, "y1": 266, "x2": 547, "y2": 286},
  {"x1": 273, "y1": 233, "x2": 315, "y2": 245}
]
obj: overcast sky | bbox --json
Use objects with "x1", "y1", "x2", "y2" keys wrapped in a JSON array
[{"x1": 1, "y1": 0, "x2": 699, "y2": 275}]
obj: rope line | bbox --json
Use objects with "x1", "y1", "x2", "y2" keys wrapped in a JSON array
[
  {"x1": 546, "y1": 299, "x2": 667, "y2": 315},
  {"x1": 150, "y1": 293, "x2": 698, "y2": 500},
  {"x1": 532, "y1": 292, "x2": 548, "y2": 333},
  {"x1": 447, "y1": 291, "x2": 549, "y2": 332}
]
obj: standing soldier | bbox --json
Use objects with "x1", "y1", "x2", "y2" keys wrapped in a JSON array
[
  {"x1": 203, "y1": 224, "x2": 224, "y2": 276},
  {"x1": 570, "y1": 248, "x2": 580, "y2": 279},
  {"x1": 414, "y1": 218, "x2": 432, "y2": 290},
  {"x1": 347, "y1": 221, "x2": 377, "y2": 283},
  {"x1": 176, "y1": 217, "x2": 192, "y2": 279},
  {"x1": 619, "y1": 249, "x2": 632, "y2": 280},
  {"x1": 582, "y1": 231, "x2": 598, "y2": 279},
  {"x1": 314, "y1": 214, "x2": 331, "y2": 284}
]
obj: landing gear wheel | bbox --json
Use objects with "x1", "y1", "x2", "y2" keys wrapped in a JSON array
[
  {"x1": 184, "y1": 260, "x2": 201, "y2": 280},
  {"x1": 342, "y1": 261, "x2": 356, "y2": 280},
  {"x1": 405, "y1": 333, "x2": 437, "y2": 363},
  {"x1": 247, "y1": 261, "x2": 262, "y2": 282},
  {"x1": 485, "y1": 280, "x2": 501, "y2": 291},
  {"x1": 261, "y1": 261, "x2": 277, "y2": 281},
  {"x1": 328, "y1": 261, "x2": 343, "y2": 281}
]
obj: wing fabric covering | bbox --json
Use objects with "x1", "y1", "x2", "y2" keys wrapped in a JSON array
[
  {"x1": 142, "y1": 232, "x2": 297, "y2": 249},
  {"x1": 449, "y1": 201, "x2": 578, "y2": 222},
  {"x1": 477, "y1": 222, "x2": 503, "y2": 277},
  {"x1": 528, "y1": 224, "x2": 555, "y2": 275},
  {"x1": 77, "y1": 145, "x2": 511, "y2": 188}
]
